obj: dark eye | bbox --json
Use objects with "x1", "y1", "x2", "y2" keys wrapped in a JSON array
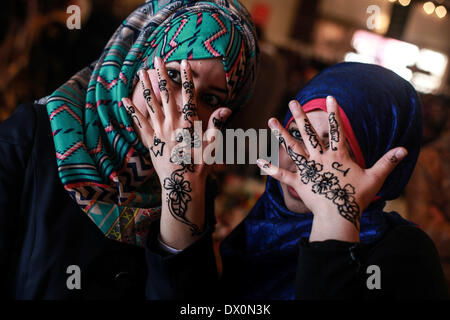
[
  {"x1": 167, "y1": 68, "x2": 181, "y2": 84},
  {"x1": 289, "y1": 128, "x2": 303, "y2": 142},
  {"x1": 201, "y1": 93, "x2": 220, "y2": 108}
]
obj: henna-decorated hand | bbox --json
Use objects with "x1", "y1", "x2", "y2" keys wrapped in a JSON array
[
  {"x1": 122, "y1": 57, "x2": 231, "y2": 244},
  {"x1": 257, "y1": 96, "x2": 408, "y2": 242},
  {"x1": 123, "y1": 57, "x2": 230, "y2": 182}
]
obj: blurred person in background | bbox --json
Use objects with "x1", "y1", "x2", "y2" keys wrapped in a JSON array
[{"x1": 405, "y1": 95, "x2": 450, "y2": 291}]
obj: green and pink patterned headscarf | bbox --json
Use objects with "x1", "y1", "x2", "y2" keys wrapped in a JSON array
[{"x1": 45, "y1": 0, "x2": 258, "y2": 246}]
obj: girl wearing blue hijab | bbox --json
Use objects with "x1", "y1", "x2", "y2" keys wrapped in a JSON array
[{"x1": 145, "y1": 62, "x2": 448, "y2": 300}]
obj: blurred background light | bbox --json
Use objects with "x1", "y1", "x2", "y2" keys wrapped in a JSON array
[
  {"x1": 423, "y1": 1, "x2": 436, "y2": 15},
  {"x1": 399, "y1": 0, "x2": 411, "y2": 6},
  {"x1": 411, "y1": 72, "x2": 442, "y2": 93},
  {"x1": 346, "y1": 29, "x2": 448, "y2": 93},
  {"x1": 416, "y1": 48, "x2": 448, "y2": 76},
  {"x1": 435, "y1": 5, "x2": 447, "y2": 18}
]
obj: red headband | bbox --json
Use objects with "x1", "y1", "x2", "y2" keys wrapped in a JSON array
[{"x1": 285, "y1": 98, "x2": 366, "y2": 169}]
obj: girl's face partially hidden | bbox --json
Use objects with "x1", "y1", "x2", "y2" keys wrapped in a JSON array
[
  {"x1": 131, "y1": 57, "x2": 228, "y2": 131},
  {"x1": 279, "y1": 109, "x2": 355, "y2": 214}
]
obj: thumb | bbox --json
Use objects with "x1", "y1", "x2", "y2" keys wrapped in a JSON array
[
  {"x1": 368, "y1": 147, "x2": 408, "y2": 185},
  {"x1": 206, "y1": 107, "x2": 232, "y2": 132}
]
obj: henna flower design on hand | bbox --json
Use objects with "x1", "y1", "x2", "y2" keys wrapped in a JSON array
[
  {"x1": 326, "y1": 183, "x2": 356, "y2": 205},
  {"x1": 164, "y1": 173, "x2": 192, "y2": 204},
  {"x1": 298, "y1": 159, "x2": 323, "y2": 184},
  {"x1": 286, "y1": 144, "x2": 323, "y2": 184},
  {"x1": 325, "y1": 183, "x2": 360, "y2": 227},
  {"x1": 163, "y1": 170, "x2": 200, "y2": 235},
  {"x1": 312, "y1": 172, "x2": 339, "y2": 194}
]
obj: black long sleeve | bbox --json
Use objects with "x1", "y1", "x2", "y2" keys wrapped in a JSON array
[
  {"x1": 144, "y1": 219, "x2": 219, "y2": 300},
  {"x1": 0, "y1": 104, "x2": 36, "y2": 297},
  {"x1": 144, "y1": 178, "x2": 220, "y2": 300},
  {"x1": 295, "y1": 224, "x2": 449, "y2": 299}
]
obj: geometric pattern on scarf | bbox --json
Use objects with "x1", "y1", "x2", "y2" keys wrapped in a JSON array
[{"x1": 45, "y1": 0, "x2": 258, "y2": 246}]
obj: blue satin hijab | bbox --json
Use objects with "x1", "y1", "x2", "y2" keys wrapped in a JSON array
[{"x1": 220, "y1": 62, "x2": 422, "y2": 300}]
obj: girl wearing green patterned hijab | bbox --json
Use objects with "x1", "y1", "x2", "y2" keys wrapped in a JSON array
[{"x1": 45, "y1": 0, "x2": 259, "y2": 246}]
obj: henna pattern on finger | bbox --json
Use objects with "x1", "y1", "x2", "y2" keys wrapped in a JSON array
[
  {"x1": 181, "y1": 68, "x2": 200, "y2": 149},
  {"x1": 390, "y1": 155, "x2": 398, "y2": 163},
  {"x1": 126, "y1": 105, "x2": 142, "y2": 128},
  {"x1": 278, "y1": 134, "x2": 360, "y2": 229},
  {"x1": 182, "y1": 73, "x2": 198, "y2": 122},
  {"x1": 278, "y1": 134, "x2": 285, "y2": 146},
  {"x1": 141, "y1": 80, "x2": 155, "y2": 113},
  {"x1": 263, "y1": 161, "x2": 271, "y2": 169},
  {"x1": 213, "y1": 116, "x2": 225, "y2": 131},
  {"x1": 150, "y1": 135, "x2": 165, "y2": 157},
  {"x1": 156, "y1": 68, "x2": 169, "y2": 104},
  {"x1": 304, "y1": 119, "x2": 323, "y2": 154},
  {"x1": 158, "y1": 79, "x2": 169, "y2": 104},
  {"x1": 332, "y1": 162, "x2": 350, "y2": 176},
  {"x1": 329, "y1": 112, "x2": 339, "y2": 151}
]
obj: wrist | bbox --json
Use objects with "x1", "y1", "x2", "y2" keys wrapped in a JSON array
[{"x1": 310, "y1": 210, "x2": 360, "y2": 243}]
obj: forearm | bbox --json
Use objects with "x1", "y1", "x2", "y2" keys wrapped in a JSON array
[{"x1": 159, "y1": 178, "x2": 207, "y2": 250}]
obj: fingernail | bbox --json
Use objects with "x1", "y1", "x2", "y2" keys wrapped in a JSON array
[
  {"x1": 154, "y1": 56, "x2": 161, "y2": 68},
  {"x1": 288, "y1": 100, "x2": 297, "y2": 109},
  {"x1": 327, "y1": 96, "x2": 333, "y2": 103},
  {"x1": 181, "y1": 59, "x2": 187, "y2": 68},
  {"x1": 395, "y1": 148, "x2": 407, "y2": 159},
  {"x1": 256, "y1": 159, "x2": 265, "y2": 167},
  {"x1": 220, "y1": 108, "x2": 232, "y2": 118},
  {"x1": 268, "y1": 118, "x2": 277, "y2": 128},
  {"x1": 138, "y1": 69, "x2": 145, "y2": 79}
]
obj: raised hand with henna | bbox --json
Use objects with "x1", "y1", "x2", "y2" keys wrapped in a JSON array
[
  {"x1": 122, "y1": 57, "x2": 231, "y2": 249},
  {"x1": 257, "y1": 96, "x2": 408, "y2": 243}
]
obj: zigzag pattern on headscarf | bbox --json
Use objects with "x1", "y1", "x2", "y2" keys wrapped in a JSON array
[{"x1": 45, "y1": 0, "x2": 258, "y2": 246}]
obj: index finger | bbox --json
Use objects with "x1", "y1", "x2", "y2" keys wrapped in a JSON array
[
  {"x1": 180, "y1": 60, "x2": 199, "y2": 125},
  {"x1": 288, "y1": 100, "x2": 325, "y2": 156},
  {"x1": 326, "y1": 96, "x2": 347, "y2": 154},
  {"x1": 154, "y1": 56, "x2": 177, "y2": 122},
  {"x1": 138, "y1": 69, "x2": 163, "y2": 125}
]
